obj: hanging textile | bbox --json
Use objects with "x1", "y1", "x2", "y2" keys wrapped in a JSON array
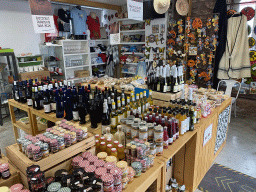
[
  {"x1": 213, "y1": 0, "x2": 228, "y2": 88},
  {"x1": 217, "y1": 14, "x2": 251, "y2": 79}
]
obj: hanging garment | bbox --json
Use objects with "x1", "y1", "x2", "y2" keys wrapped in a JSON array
[
  {"x1": 45, "y1": 15, "x2": 59, "y2": 42},
  {"x1": 58, "y1": 9, "x2": 71, "y2": 32},
  {"x1": 213, "y1": 0, "x2": 228, "y2": 88},
  {"x1": 86, "y1": 16, "x2": 101, "y2": 39},
  {"x1": 70, "y1": 8, "x2": 88, "y2": 35},
  {"x1": 106, "y1": 55, "x2": 114, "y2": 77},
  {"x1": 217, "y1": 14, "x2": 251, "y2": 79}
]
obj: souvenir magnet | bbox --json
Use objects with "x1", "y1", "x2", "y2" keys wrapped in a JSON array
[
  {"x1": 197, "y1": 38, "x2": 203, "y2": 51},
  {"x1": 208, "y1": 51, "x2": 215, "y2": 64},
  {"x1": 200, "y1": 53, "x2": 206, "y2": 65},
  {"x1": 159, "y1": 47, "x2": 165, "y2": 53},
  {"x1": 206, "y1": 18, "x2": 211, "y2": 29},
  {"x1": 146, "y1": 19, "x2": 151, "y2": 26},
  {"x1": 241, "y1": 7, "x2": 255, "y2": 21},
  {"x1": 192, "y1": 18, "x2": 202, "y2": 29}
]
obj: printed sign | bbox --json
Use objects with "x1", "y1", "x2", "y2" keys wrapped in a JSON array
[
  {"x1": 127, "y1": 0, "x2": 143, "y2": 21},
  {"x1": 29, "y1": 0, "x2": 55, "y2": 33},
  {"x1": 203, "y1": 124, "x2": 212, "y2": 146}
]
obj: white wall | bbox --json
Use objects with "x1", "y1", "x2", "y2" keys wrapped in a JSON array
[{"x1": 0, "y1": 0, "x2": 42, "y2": 56}]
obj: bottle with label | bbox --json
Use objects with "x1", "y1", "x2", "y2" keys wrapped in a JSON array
[
  {"x1": 110, "y1": 101, "x2": 118, "y2": 133},
  {"x1": 43, "y1": 87, "x2": 51, "y2": 113},
  {"x1": 102, "y1": 101, "x2": 110, "y2": 134},
  {"x1": 34, "y1": 87, "x2": 41, "y2": 110},
  {"x1": 156, "y1": 67, "x2": 160, "y2": 92},
  {"x1": 172, "y1": 66, "x2": 178, "y2": 93},
  {"x1": 77, "y1": 95, "x2": 86, "y2": 124},
  {"x1": 121, "y1": 98, "x2": 127, "y2": 118},
  {"x1": 166, "y1": 65, "x2": 171, "y2": 93},
  {"x1": 13, "y1": 81, "x2": 19, "y2": 101},
  {"x1": 89, "y1": 99, "x2": 98, "y2": 128},
  {"x1": 117, "y1": 98, "x2": 123, "y2": 124},
  {"x1": 130, "y1": 95, "x2": 137, "y2": 116},
  {"x1": 50, "y1": 90, "x2": 56, "y2": 113},
  {"x1": 72, "y1": 95, "x2": 79, "y2": 121},
  {"x1": 18, "y1": 81, "x2": 25, "y2": 103},
  {"x1": 104, "y1": 127, "x2": 113, "y2": 140},
  {"x1": 26, "y1": 84, "x2": 33, "y2": 106},
  {"x1": 126, "y1": 96, "x2": 131, "y2": 117},
  {"x1": 56, "y1": 90, "x2": 64, "y2": 118},
  {"x1": 135, "y1": 94, "x2": 141, "y2": 116},
  {"x1": 107, "y1": 97, "x2": 112, "y2": 114},
  {"x1": 64, "y1": 90, "x2": 73, "y2": 121},
  {"x1": 114, "y1": 125, "x2": 125, "y2": 146}
]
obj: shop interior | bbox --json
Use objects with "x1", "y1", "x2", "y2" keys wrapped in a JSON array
[{"x1": 0, "y1": 0, "x2": 255, "y2": 191}]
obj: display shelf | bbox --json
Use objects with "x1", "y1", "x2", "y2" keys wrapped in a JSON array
[
  {"x1": 93, "y1": 39, "x2": 109, "y2": 42},
  {"x1": 17, "y1": 54, "x2": 42, "y2": 58},
  {"x1": 65, "y1": 65, "x2": 89, "y2": 69},
  {"x1": 91, "y1": 63, "x2": 106, "y2": 66},
  {"x1": 121, "y1": 29, "x2": 145, "y2": 33},
  {"x1": 121, "y1": 42, "x2": 145, "y2": 45},
  {"x1": 121, "y1": 52, "x2": 144, "y2": 55},
  {"x1": 18, "y1": 60, "x2": 43, "y2": 64},
  {"x1": 90, "y1": 52, "x2": 106, "y2": 54},
  {"x1": 62, "y1": 40, "x2": 88, "y2": 42},
  {"x1": 64, "y1": 53, "x2": 89, "y2": 56},
  {"x1": 13, "y1": 121, "x2": 33, "y2": 135},
  {"x1": 117, "y1": 18, "x2": 144, "y2": 22},
  {"x1": 122, "y1": 71, "x2": 136, "y2": 74}
]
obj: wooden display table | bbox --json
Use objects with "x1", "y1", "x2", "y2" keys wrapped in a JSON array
[{"x1": 0, "y1": 155, "x2": 21, "y2": 187}]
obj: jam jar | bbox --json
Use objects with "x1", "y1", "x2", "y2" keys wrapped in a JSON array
[
  {"x1": 131, "y1": 162, "x2": 142, "y2": 177},
  {"x1": 101, "y1": 173, "x2": 114, "y2": 192}
]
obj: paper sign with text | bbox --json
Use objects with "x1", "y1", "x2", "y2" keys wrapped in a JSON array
[
  {"x1": 110, "y1": 33, "x2": 121, "y2": 45},
  {"x1": 32, "y1": 15, "x2": 55, "y2": 33},
  {"x1": 203, "y1": 124, "x2": 212, "y2": 146},
  {"x1": 127, "y1": 0, "x2": 143, "y2": 21}
]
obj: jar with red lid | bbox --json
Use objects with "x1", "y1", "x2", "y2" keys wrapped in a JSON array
[
  {"x1": 64, "y1": 134, "x2": 71, "y2": 147},
  {"x1": 32, "y1": 145, "x2": 42, "y2": 161},
  {"x1": 88, "y1": 156, "x2": 98, "y2": 165},
  {"x1": 85, "y1": 165, "x2": 96, "y2": 174},
  {"x1": 104, "y1": 162, "x2": 116, "y2": 173},
  {"x1": 114, "y1": 183, "x2": 122, "y2": 192},
  {"x1": 95, "y1": 167, "x2": 107, "y2": 179},
  {"x1": 0, "y1": 163, "x2": 11, "y2": 179},
  {"x1": 50, "y1": 139, "x2": 59, "y2": 153},
  {"x1": 71, "y1": 156, "x2": 83, "y2": 169},
  {"x1": 26, "y1": 165, "x2": 40, "y2": 190},
  {"x1": 30, "y1": 171, "x2": 45, "y2": 192},
  {"x1": 27, "y1": 144, "x2": 34, "y2": 159},
  {"x1": 78, "y1": 160, "x2": 89, "y2": 169},
  {"x1": 81, "y1": 151, "x2": 92, "y2": 160},
  {"x1": 94, "y1": 160, "x2": 105, "y2": 168},
  {"x1": 100, "y1": 136, "x2": 106, "y2": 142},
  {"x1": 101, "y1": 173, "x2": 114, "y2": 192},
  {"x1": 110, "y1": 167, "x2": 122, "y2": 186},
  {"x1": 100, "y1": 142, "x2": 107, "y2": 152}
]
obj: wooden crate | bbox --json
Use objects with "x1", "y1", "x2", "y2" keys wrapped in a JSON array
[
  {"x1": 11, "y1": 147, "x2": 95, "y2": 189},
  {"x1": 0, "y1": 155, "x2": 21, "y2": 187},
  {"x1": 6, "y1": 133, "x2": 95, "y2": 176}
]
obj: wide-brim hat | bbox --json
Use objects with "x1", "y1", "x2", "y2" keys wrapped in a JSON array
[
  {"x1": 154, "y1": 0, "x2": 170, "y2": 14},
  {"x1": 176, "y1": 0, "x2": 189, "y2": 16}
]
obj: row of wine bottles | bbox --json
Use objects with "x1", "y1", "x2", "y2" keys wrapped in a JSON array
[
  {"x1": 147, "y1": 65, "x2": 184, "y2": 93},
  {"x1": 12, "y1": 78, "x2": 154, "y2": 129}
]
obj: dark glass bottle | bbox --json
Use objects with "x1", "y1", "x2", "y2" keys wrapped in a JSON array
[
  {"x1": 18, "y1": 81, "x2": 26, "y2": 103},
  {"x1": 43, "y1": 88, "x2": 51, "y2": 113},
  {"x1": 13, "y1": 81, "x2": 19, "y2": 101},
  {"x1": 101, "y1": 100, "x2": 110, "y2": 134},
  {"x1": 56, "y1": 90, "x2": 64, "y2": 118},
  {"x1": 89, "y1": 100, "x2": 98, "y2": 128},
  {"x1": 50, "y1": 90, "x2": 56, "y2": 113},
  {"x1": 72, "y1": 94, "x2": 79, "y2": 121},
  {"x1": 34, "y1": 87, "x2": 41, "y2": 110},
  {"x1": 27, "y1": 84, "x2": 33, "y2": 106},
  {"x1": 78, "y1": 95, "x2": 86, "y2": 124},
  {"x1": 64, "y1": 90, "x2": 73, "y2": 121}
]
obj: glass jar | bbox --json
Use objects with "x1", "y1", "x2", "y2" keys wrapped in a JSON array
[
  {"x1": 88, "y1": 156, "x2": 98, "y2": 165},
  {"x1": 126, "y1": 143, "x2": 132, "y2": 156},
  {"x1": 131, "y1": 145, "x2": 137, "y2": 158},
  {"x1": 150, "y1": 143, "x2": 156, "y2": 157},
  {"x1": 111, "y1": 148, "x2": 118, "y2": 158},
  {"x1": 113, "y1": 140, "x2": 119, "y2": 149},
  {"x1": 117, "y1": 144, "x2": 125, "y2": 160},
  {"x1": 139, "y1": 126, "x2": 148, "y2": 142},
  {"x1": 27, "y1": 144, "x2": 34, "y2": 159},
  {"x1": 154, "y1": 125, "x2": 164, "y2": 143},
  {"x1": 147, "y1": 123, "x2": 154, "y2": 142},
  {"x1": 81, "y1": 151, "x2": 92, "y2": 160},
  {"x1": 32, "y1": 145, "x2": 42, "y2": 161},
  {"x1": 57, "y1": 137, "x2": 65, "y2": 150},
  {"x1": 131, "y1": 162, "x2": 142, "y2": 177},
  {"x1": 100, "y1": 142, "x2": 107, "y2": 152},
  {"x1": 106, "y1": 138, "x2": 112, "y2": 145},
  {"x1": 140, "y1": 158, "x2": 147, "y2": 173},
  {"x1": 106, "y1": 144, "x2": 113, "y2": 156},
  {"x1": 95, "y1": 167, "x2": 107, "y2": 179},
  {"x1": 94, "y1": 159, "x2": 105, "y2": 168},
  {"x1": 105, "y1": 156, "x2": 117, "y2": 165},
  {"x1": 120, "y1": 118, "x2": 127, "y2": 133},
  {"x1": 122, "y1": 177, "x2": 129, "y2": 189},
  {"x1": 116, "y1": 161, "x2": 128, "y2": 179},
  {"x1": 148, "y1": 155, "x2": 154, "y2": 167},
  {"x1": 95, "y1": 140, "x2": 100, "y2": 154},
  {"x1": 64, "y1": 134, "x2": 71, "y2": 147},
  {"x1": 131, "y1": 123, "x2": 139, "y2": 140},
  {"x1": 0, "y1": 164, "x2": 11, "y2": 179},
  {"x1": 156, "y1": 142, "x2": 163, "y2": 156},
  {"x1": 101, "y1": 173, "x2": 114, "y2": 192},
  {"x1": 127, "y1": 166, "x2": 135, "y2": 184},
  {"x1": 126, "y1": 120, "x2": 133, "y2": 140},
  {"x1": 104, "y1": 162, "x2": 116, "y2": 173},
  {"x1": 110, "y1": 167, "x2": 122, "y2": 185},
  {"x1": 97, "y1": 152, "x2": 108, "y2": 161},
  {"x1": 70, "y1": 132, "x2": 77, "y2": 145},
  {"x1": 50, "y1": 139, "x2": 59, "y2": 153}
]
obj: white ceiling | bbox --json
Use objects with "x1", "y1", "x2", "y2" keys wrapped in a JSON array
[{"x1": 92, "y1": 0, "x2": 127, "y2": 6}]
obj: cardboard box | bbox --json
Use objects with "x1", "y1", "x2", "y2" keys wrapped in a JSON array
[
  {"x1": 0, "y1": 155, "x2": 21, "y2": 187},
  {"x1": 19, "y1": 67, "x2": 50, "y2": 81},
  {"x1": 6, "y1": 133, "x2": 95, "y2": 176},
  {"x1": 74, "y1": 70, "x2": 90, "y2": 78}
]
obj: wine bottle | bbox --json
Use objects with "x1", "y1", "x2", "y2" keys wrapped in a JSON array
[
  {"x1": 56, "y1": 90, "x2": 64, "y2": 118},
  {"x1": 72, "y1": 94, "x2": 79, "y2": 121},
  {"x1": 166, "y1": 65, "x2": 171, "y2": 93},
  {"x1": 78, "y1": 95, "x2": 86, "y2": 124},
  {"x1": 64, "y1": 90, "x2": 73, "y2": 120},
  {"x1": 34, "y1": 87, "x2": 41, "y2": 110},
  {"x1": 50, "y1": 90, "x2": 56, "y2": 113},
  {"x1": 172, "y1": 65, "x2": 178, "y2": 93},
  {"x1": 102, "y1": 100, "x2": 110, "y2": 134},
  {"x1": 43, "y1": 87, "x2": 51, "y2": 113},
  {"x1": 26, "y1": 84, "x2": 33, "y2": 106},
  {"x1": 90, "y1": 99, "x2": 98, "y2": 128},
  {"x1": 13, "y1": 81, "x2": 19, "y2": 101},
  {"x1": 110, "y1": 100, "x2": 118, "y2": 133}
]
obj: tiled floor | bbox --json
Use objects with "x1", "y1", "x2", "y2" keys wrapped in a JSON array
[{"x1": 0, "y1": 99, "x2": 255, "y2": 192}]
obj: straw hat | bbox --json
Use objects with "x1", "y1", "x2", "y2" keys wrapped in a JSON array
[
  {"x1": 154, "y1": 0, "x2": 170, "y2": 14},
  {"x1": 176, "y1": 0, "x2": 189, "y2": 16}
]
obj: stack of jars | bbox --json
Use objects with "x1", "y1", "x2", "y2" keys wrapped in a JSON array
[
  {"x1": 0, "y1": 163, "x2": 11, "y2": 180},
  {"x1": 95, "y1": 136, "x2": 125, "y2": 161},
  {"x1": 16, "y1": 119, "x2": 88, "y2": 161},
  {"x1": 26, "y1": 165, "x2": 46, "y2": 192}
]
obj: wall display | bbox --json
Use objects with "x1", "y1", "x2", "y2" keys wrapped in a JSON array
[
  {"x1": 214, "y1": 106, "x2": 230, "y2": 154},
  {"x1": 185, "y1": 15, "x2": 219, "y2": 88},
  {"x1": 241, "y1": 7, "x2": 255, "y2": 21}
]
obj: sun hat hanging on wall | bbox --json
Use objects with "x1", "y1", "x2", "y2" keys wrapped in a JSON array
[
  {"x1": 176, "y1": 0, "x2": 189, "y2": 16},
  {"x1": 154, "y1": 0, "x2": 170, "y2": 14}
]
